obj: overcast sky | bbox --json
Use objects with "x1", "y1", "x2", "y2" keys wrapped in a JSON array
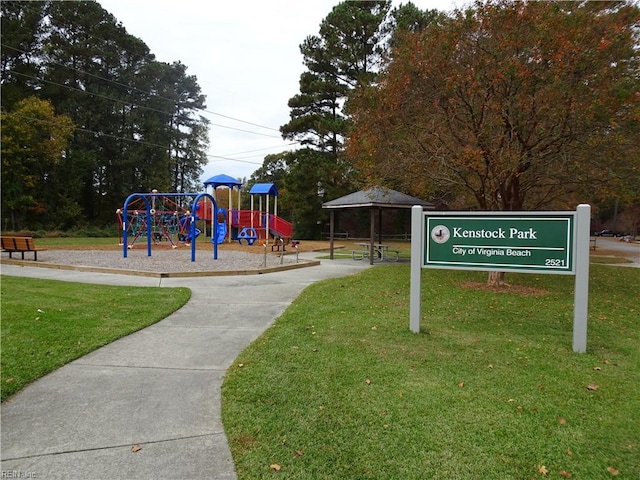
[{"x1": 97, "y1": 0, "x2": 461, "y2": 184}]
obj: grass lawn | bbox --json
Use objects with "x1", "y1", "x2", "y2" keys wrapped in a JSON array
[
  {"x1": 33, "y1": 237, "x2": 119, "y2": 247},
  {"x1": 0, "y1": 276, "x2": 190, "y2": 402},
  {"x1": 222, "y1": 264, "x2": 640, "y2": 479}
]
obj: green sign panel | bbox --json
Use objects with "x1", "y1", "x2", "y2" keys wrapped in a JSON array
[{"x1": 424, "y1": 214, "x2": 575, "y2": 274}]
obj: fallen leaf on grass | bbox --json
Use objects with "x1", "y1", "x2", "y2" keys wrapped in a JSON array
[
  {"x1": 131, "y1": 444, "x2": 142, "y2": 453},
  {"x1": 270, "y1": 464, "x2": 282, "y2": 471},
  {"x1": 607, "y1": 466, "x2": 620, "y2": 476},
  {"x1": 458, "y1": 381, "x2": 464, "y2": 388},
  {"x1": 587, "y1": 384, "x2": 599, "y2": 391},
  {"x1": 560, "y1": 470, "x2": 572, "y2": 478},
  {"x1": 538, "y1": 464, "x2": 549, "y2": 475},
  {"x1": 558, "y1": 417, "x2": 568, "y2": 425}
]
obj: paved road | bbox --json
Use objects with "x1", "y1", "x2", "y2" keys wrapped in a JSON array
[
  {"x1": 593, "y1": 237, "x2": 640, "y2": 266},
  {"x1": 1, "y1": 254, "x2": 372, "y2": 480}
]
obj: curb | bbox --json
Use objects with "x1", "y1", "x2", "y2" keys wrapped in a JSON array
[{"x1": 0, "y1": 258, "x2": 321, "y2": 278}]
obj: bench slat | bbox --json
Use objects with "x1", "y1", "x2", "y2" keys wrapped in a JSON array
[{"x1": 1, "y1": 236, "x2": 45, "y2": 261}]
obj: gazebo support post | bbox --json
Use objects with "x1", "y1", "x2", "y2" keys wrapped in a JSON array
[
  {"x1": 329, "y1": 210, "x2": 335, "y2": 260},
  {"x1": 369, "y1": 208, "x2": 375, "y2": 265}
]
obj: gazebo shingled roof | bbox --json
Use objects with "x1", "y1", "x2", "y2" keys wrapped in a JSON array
[{"x1": 322, "y1": 186, "x2": 433, "y2": 210}]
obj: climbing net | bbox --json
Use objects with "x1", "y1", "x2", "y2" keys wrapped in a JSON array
[{"x1": 116, "y1": 192, "x2": 201, "y2": 249}]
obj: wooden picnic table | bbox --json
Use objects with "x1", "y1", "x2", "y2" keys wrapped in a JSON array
[{"x1": 353, "y1": 243, "x2": 399, "y2": 262}]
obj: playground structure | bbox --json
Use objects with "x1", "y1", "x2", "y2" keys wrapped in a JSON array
[
  {"x1": 117, "y1": 191, "x2": 218, "y2": 261},
  {"x1": 117, "y1": 192, "x2": 200, "y2": 248},
  {"x1": 116, "y1": 179, "x2": 293, "y2": 261},
  {"x1": 201, "y1": 177, "x2": 293, "y2": 246}
]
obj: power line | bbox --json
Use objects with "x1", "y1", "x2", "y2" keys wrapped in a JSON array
[
  {"x1": 2, "y1": 110, "x2": 171, "y2": 150},
  {"x1": 1, "y1": 35, "x2": 301, "y2": 164},
  {"x1": 207, "y1": 156, "x2": 264, "y2": 165},
  {"x1": 6, "y1": 70, "x2": 284, "y2": 138},
  {"x1": 1, "y1": 42, "x2": 282, "y2": 133},
  {"x1": 2, "y1": 111, "x2": 295, "y2": 167},
  {"x1": 218, "y1": 143, "x2": 299, "y2": 158}
]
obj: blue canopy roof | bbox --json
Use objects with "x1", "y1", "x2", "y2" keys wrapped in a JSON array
[
  {"x1": 203, "y1": 174, "x2": 242, "y2": 188},
  {"x1": 249, "y1": 183, "x2": 278, "y2": 196}
]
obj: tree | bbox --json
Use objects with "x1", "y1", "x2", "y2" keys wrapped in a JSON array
[
  {"x1": 263, "y1": 1, "x2": 394, "y2": 238},
  {"x1": 348, "y1": 0, "x2": 640, "y2": 284},
  {"x1": 1, "y1": 1, "x2": 210, "y2": 229},
  {"x1": 1, "y1": 97, "x2": 74, "y2": 230},
  {"x1": 381, "y1": 1, "x2": 443, "y2": 52},
  {"x1": 0, "y1": 1, "x2": 46, "y2": 108},
  {"x1": 281, "y1": 1, "x2": 392, "y2": 161},
  {"x1": 162, "y1": 61, "x2": 210, "y2": 193},
  {"x1": 38, "y1": 0, "x2": 138, "y2": 224},
  {"x1": 348, "y1": 0, "x2": 640, "y2": 213}
]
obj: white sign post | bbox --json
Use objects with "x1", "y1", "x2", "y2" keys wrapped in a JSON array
[
  {"x1": 572, "y1": 204, "x2": 591, "y2": 353},
  {"x1": 410, "y1": 205, "x2": 591, "y2": 353}
]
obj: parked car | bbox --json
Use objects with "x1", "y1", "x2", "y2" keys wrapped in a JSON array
[{"x1": 593, "y1": 229, "x2": 624, "y2": 237}]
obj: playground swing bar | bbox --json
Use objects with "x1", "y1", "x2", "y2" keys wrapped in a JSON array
[{"x1": 121, "y1": 192, "x2": 219, "y2": 262}]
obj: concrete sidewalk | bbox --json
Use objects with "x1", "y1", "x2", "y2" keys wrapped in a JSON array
[{"x1": 1, "y1": 254, "x2": 372, "y2": 479}]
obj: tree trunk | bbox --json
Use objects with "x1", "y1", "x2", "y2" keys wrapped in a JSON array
[{"x1": 487, "y1": 271, "x2": 506, "y2": 286}]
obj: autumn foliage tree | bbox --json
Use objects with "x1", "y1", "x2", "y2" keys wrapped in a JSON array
[
  {"x1": 1, "y1": 97, "x2": 74, "y2": 230},
  {"x1": 271, "y1": 0, "x2": 392, "y2": 238},
  {"x1": 347, "y1": 0, "x2": 640, "y2": 212},
  {"x1": 1, "y1": 1, "x2": 209, "y2": 230}
]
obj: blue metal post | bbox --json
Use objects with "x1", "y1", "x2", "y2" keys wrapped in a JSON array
[
  {"x1": 122, "y1": 194, "x2": 151, "y2": 258},
  {"x1": 190, "y1": 193, "x2": 218, "y2": 262}
]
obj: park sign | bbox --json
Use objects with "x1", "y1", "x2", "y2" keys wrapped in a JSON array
[
  {"x1": 410, "y1": 205, "x2": 592, "y2": 353},
  {"x1": 425, "y1": 213, "x2": 574, "y2": 274}
]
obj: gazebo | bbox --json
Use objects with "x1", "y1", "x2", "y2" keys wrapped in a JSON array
[{"x1": 322, "y1": 186, "x2": 435, "y2": 264}]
